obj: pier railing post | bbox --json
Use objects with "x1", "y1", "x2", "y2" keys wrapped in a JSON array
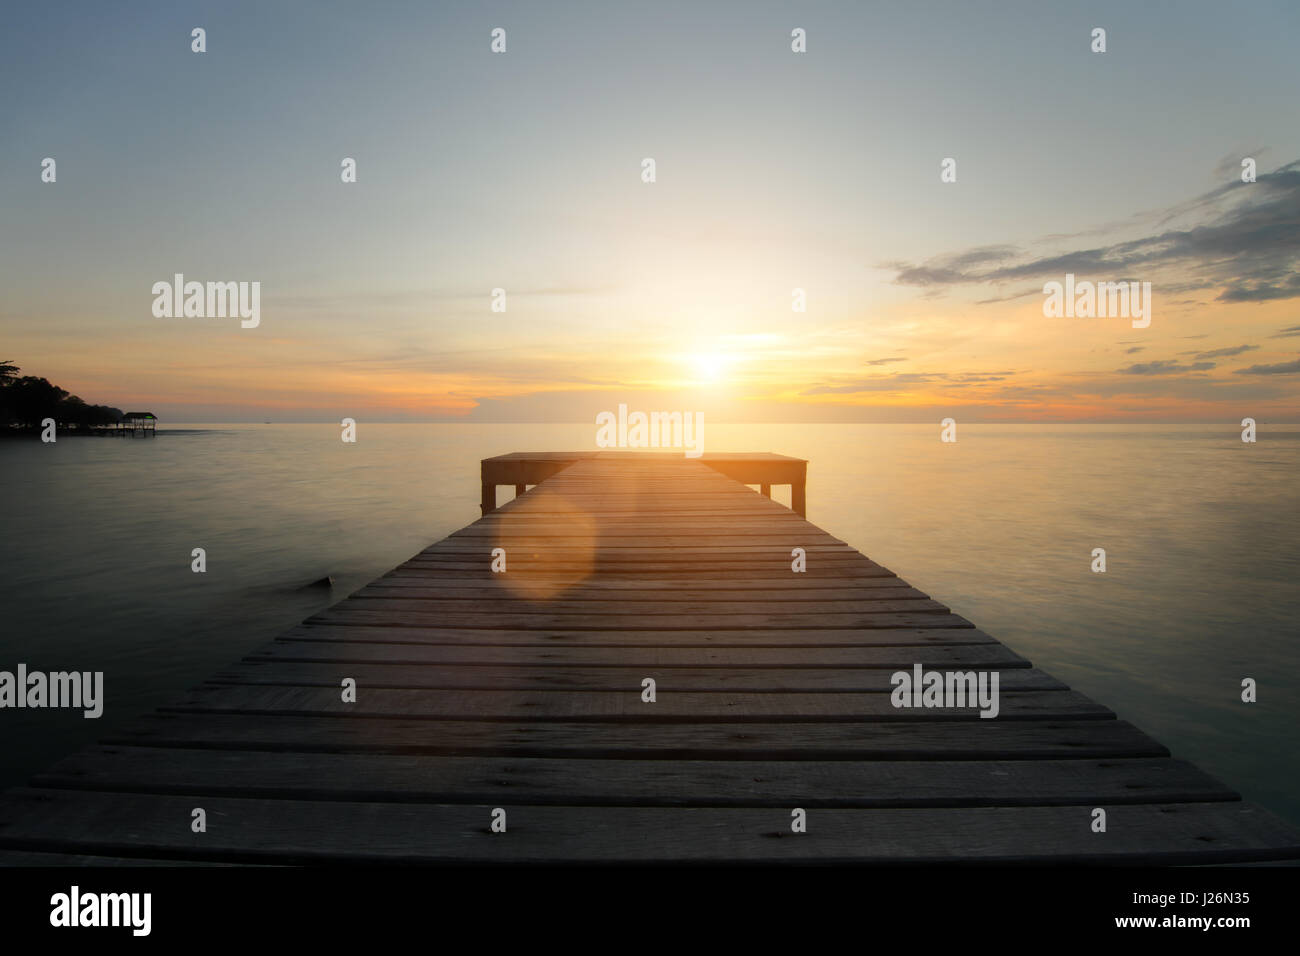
[
  {"x1": 792, "y1": 460, "x2": 807, "y2": 517},
  {"x1": 480, "y1": 454, "x2": 591, "y2": 516}
]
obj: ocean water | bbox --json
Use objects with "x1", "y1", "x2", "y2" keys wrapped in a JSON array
[{"x1": 0, "y1": 423, "x2": 1297, "y2": 829}]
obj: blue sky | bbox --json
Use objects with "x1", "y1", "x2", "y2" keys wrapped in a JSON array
[{"x1": 2, "y1": 0, "x2": 1298, "y2": 421}]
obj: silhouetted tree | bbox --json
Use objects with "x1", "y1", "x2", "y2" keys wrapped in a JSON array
[
  {"x1": 2, "y1": 376, "x2": 68, "y2": 427},
  {"x1": 0, "y1": 363, "x2": 124, "y2": 431}
]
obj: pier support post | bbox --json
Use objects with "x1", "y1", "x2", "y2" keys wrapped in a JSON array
[{"x1": 480, "y1": 481, "x2": 496, "y2": 515}]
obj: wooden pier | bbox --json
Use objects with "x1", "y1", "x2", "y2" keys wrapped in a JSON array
[
  {"x1": 480, "y1": 450, "x2": 807, "y2": 516},
  {"x1": 1, "y1": 452, "x2": 1298, "y2": 864},
  {"x1": 115, "y1": 411, "x2": 157, "y2": 437}
]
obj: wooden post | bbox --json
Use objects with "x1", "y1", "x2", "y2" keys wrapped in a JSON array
[
  {"x1": 760, "y1": 483, "x2": 771, "y2": 498},
  {"x1": 481, "y1": 482, "x2": 496, "y2": 515},
  {"x1": 514, "y1": 484, "x2": 526, "y2": 497},
  {"x1": 792, "y1": 478, "x2": 806, "y2": 517}
]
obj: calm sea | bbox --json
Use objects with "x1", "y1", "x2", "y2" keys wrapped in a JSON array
[{"x1": 1, "y1": 423, "x2": 1297, "y2": 828}]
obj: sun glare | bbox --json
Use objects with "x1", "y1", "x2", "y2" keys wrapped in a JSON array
[{"x1": 689, "y1": 351, "x2": 728, "y2": 384}]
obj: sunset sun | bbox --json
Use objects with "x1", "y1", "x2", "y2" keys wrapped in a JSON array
[{"x1": 688, "y1": 351, "x2": 729, "y2": 384}]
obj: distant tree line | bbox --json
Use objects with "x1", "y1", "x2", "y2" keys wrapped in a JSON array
[{"x1": 0, "y1": 360, "x2": 125, "y2": 431}]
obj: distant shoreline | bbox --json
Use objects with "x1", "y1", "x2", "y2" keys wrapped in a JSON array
[{"x1": 0, "y1": 427, "x2": 214, "y2": 438}]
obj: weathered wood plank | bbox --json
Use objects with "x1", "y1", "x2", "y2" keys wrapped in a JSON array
[
  {"x1": 408, "y1": 564, "x2": 885, "y2": 579},
  {"x1": 163, "y1": 684, "x2": 1110, "y2": 721},
  {"x1": 427, "y1": 537, "x2": 852, "y2": 549},
  {"x1": 385, "y1": 564, "x2": 899, "y2": 579},
  {"x1": 501, "y1": 501, "x2": 799, "y2": 514},
  {"x1": 412, "y1": 546, "x2": 866, "y2": 558},
  {"x1": 2, "y1": 790, "x2": 1296, "y2": 864},
  {"x1": 369, "y1": 578, "x2": 914, "y2": 595},
  {"x1": 339, "y1": 596, "x2": 942, "y2": 616},
  {"x1": 208, "y1": 661, "x2": 1065, "y2": 692},
  {"x1": 348, "y1": 590, "x2": 935, "y2": 613},
  {"x1": 462, "y1": 521, "x2": 817, "y2": 535},
  {"x1": 272, "y1": 623, "x2": 999, "y2": 647},
  {"x1": 306, "y1": 607, "x2": 966, "y2": 630},
  {"x1": 403, "y1": 559, "x2": 878, "y2": 574},
  {"x1": 32, "y1": 748, "x2": 1235, "y2": 808},
  {"x1": 250, "y1": 641, "x2": 1028, "y2": 669},
  {"x1": 455, "y1": 520, "x2": 816, "y2": 534},
  {"x1": 105, "y1": 714, "x2": 1173, "y2": 759}
]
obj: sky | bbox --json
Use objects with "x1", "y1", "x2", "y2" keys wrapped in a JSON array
[{"x1": 2, "y1": 0, "x2": 1298, "y2": 422}]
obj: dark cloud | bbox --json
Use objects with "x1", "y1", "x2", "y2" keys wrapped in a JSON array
[
  {"x1": 1213, "y1": 148, "x2": 1269, "y2": 179},
  {"x1": 887, "y1": 161, "x2": 1300, "y2": 302},
  {"x1": 802, "y1": 371, "x2": 1013, "y2": 395},
  {"x1": 1195, "y1": 344, "x2": 1258, "y2": 359},
  {"x1": 1118, "y1": 360, "x2": 1216, "y2": 375},
  {"x1": 973, "y1": 288, "x2": 1041, "y2": 305},
  {"x1": 1235, "y1": 358, "x2": 1300, "y2": 375},
  {"x1": 1270, "y1": 325, "x2": 1300, "y2": 338},
  {"x1": 865, "y1": 357, "x2": 908, "y2": 366},
  {"x1": 1125, "y1": 346, "x2": 1145, "y2": 354},
  {"x1": 884, "y1": 244, "x2": 1020, "y2": 288},
  {"x1": 1218, "y1": 273, "x2": 1300, "y2": 302}
]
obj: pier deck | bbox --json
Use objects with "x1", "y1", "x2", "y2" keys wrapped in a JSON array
[{"x1": 2, "y1": 453, "x2": 1298, "y2": 864}]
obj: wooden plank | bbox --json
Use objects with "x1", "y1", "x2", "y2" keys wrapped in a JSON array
[
  {"x1": 208, "y1": 661, "x2": 1066, "y2": 692},
  {"x1": 402, "y1": 562, "x2": 884, "y2": 575},
  {"x1": 414, "y1": 559, "x2": 861, "y2": 572},
  {"x1": 366, "y1": 579, "x2": 921, "y2": 597},
  {"x1": 461, "y1": 517, "x2": 814, "y2": 531},
  {"x1": 339, "y1": 596, "x2": 942, "y2": 616},
  {"x1": 378, "y1": 569, "x2": 900, "y2": 585},
  {"x1": 382, "y1": 567, "x2": 904, "y2": 582},
  {"x1": 249, "y1": 641, "x2": 1028, "y2": 669},
  {"x1": 32, "y1": 747, "x2": 1235, "y2": 808},
  {"x1": 481, "y1": 510, "x2": 807, "y2": 520},
  {"x1": 424, "y1": 538, "x2": 858, "y2": 549},
  {"x1": 384, "y1": 565, "x2": 900, "y2": 580},
  {"x1": 270, "y1": 623, "x2": 999, "y2": 647},
  {"x1": 105, "y1": 713, "x2": 1173, "y2": 760},
  {"x1": 305, "y1": 607, "x2": 965, "y2": 630},
  {"x1": 500, "y1": 499, "x2": 797, "y2": 511},
  {"x1": 404, "y1": 557, "x2": 876, "y2": 570},
  {"x1": 524, "y1": 490, "x2": 756, "y2": 497},
  {"x1": 352, "y1": 586, "x2": 932, "y2": 605},
  {"x1": 427, "y1": 549, "x2": 853, "y2": 560},
  {"x1": 2, "y1": 789, "x2": 1296, "y2": 864},
  {"x1": 163, "y1": 684, "x2": 1111, "y2": 721},
  {"x1": 427, "y1": 536, "x2": 852, "y2": 549}
]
